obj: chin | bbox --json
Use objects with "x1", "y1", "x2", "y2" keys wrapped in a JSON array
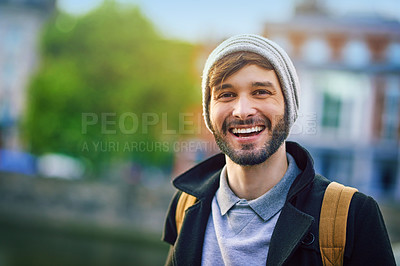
[
  {"x1": 212, "y1": 112, "x2": 289, "y2": 166},
  {"x1": 218, "y1": 138, "x2": 285, "y2": 166}
]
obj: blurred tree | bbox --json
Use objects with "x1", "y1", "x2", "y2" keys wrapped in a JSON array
[{"x1": 23, "y1": 1, "x2": 200, "y2": 175}]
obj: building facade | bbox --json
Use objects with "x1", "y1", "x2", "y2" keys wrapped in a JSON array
[
  {"x1": 0, "y1": 0, "x2": 55, "y2": 149},
  {"x1": 264, "y1": 5, "x2": 400, "y2": 200}
]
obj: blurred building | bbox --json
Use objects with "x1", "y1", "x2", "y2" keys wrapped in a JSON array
[
  {"x1": 0, "y1": 0, "x2": 55, "y2": 149},
  {"x1": 264, "y1": 1, "x2": 400, "y2": 200}
]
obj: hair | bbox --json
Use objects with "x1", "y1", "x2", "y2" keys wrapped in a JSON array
[{"x1": 208, "y1": 51, "x2": 274, "y2": 90}]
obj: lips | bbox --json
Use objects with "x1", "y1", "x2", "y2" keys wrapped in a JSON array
[
  {"x1": 221, "y1": 116, "x2": 271, "y2": 139},
  {"x1": 230, "y1": 125, "x2": 265, "y2": 138}
]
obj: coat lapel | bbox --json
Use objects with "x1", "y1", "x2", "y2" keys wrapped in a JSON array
[
  {"x1": 173, "y1": 171, "x2": 221, "y2": 266},
  {"x1": 173, "y1": 200, "x2": 209, "y2": 266},
  {"x1": 266, "y1": 203, "x2": 314, "y2": 266}
]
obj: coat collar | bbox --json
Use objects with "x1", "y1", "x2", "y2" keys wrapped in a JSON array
[
  {"x1": 173, "y1": 152, "x2": 225, "y2": 201},
  {"x1": 173, "y1": 141, "x2": 315, "y2": 202}
]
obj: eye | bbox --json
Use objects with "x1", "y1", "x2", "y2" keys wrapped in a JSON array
[
  {"x1": 253, "y1": 89, "x2": 271, "y2": 96},
  {"x1": 217, "y1": 92, "x2": 236, "y2": 99}
]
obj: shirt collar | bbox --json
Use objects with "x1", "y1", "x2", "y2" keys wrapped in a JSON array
[
  {"x1": 216, "y1": 165, "x2": 240, "y2": 216},
  {"x1": 216, "y1": 153, "x2": 301, "y2": 221}
]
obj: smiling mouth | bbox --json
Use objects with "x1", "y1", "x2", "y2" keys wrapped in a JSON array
[{"x1": 230, "y1": 126, "x2": 265, "y2": 138}]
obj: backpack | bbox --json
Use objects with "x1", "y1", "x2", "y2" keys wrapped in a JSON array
[
  {"x1": 319, "y1": 182, "x2": 358, "y2": 266},
  {"x1": 175, "y1": 181, "x2": 357, "y2": 266}
]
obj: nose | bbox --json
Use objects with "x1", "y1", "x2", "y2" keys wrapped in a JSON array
[{"x1": 232, "y1": 96, "x2": 256, "y2": 120}]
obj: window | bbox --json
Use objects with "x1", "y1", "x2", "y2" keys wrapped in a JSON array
[
  {"x1": 386, "y1": 42, "x2": 400, "y2": 65},
  {"x1": 342, "y1": 40, "x2": 370, "y2": 66},
  {"x1": 382, "y1": 76, "x2": 400, "y2": 140},
  {"x1": 374, "y1": 158, "x2": 398, "y2": 196},
  {"x1": 322, "y1": 92, "x2": 341, "y2": 128},
  {"x1": 302, "y1": 37, "x2": 330, "y2": 64},
  {"x1": 313, "y1": 71, "x2": 370, "y2": 139}
]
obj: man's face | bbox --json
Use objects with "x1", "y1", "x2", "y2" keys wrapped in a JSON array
[{"x1": 209, "y1": 64, "x2": 289, "y2": 166}]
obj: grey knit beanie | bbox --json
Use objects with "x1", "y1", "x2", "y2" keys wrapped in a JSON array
[{"x1": 202, "y1": 34, "x2": 300, "y2": 131}]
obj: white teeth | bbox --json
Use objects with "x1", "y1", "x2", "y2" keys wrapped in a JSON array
[{"x1": 232, "y1": 126, "x2": 263, "y2": 134}]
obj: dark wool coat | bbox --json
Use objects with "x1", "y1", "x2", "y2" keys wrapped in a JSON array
[{"x1": 162, "y1": 142, "x2": 396, "y2": 265}]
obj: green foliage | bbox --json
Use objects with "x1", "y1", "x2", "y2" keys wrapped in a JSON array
[{"x1": 24, "y1": 2, "x2": 200, "y2": 172}]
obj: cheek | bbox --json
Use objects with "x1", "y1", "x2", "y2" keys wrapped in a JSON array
[
  {"x1": 209, "y1": 102, "x2": 228, "y2": 129},
  {"x1": 261, "y1": 103, "x2": 285, "y2": 122},
  {"x1": 209, "y1": 104, "x2": 219, "y2": 127}
]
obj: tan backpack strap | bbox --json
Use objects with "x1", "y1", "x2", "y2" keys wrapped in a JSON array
[
  {"x1": 175, "y1": 192, "x2": 197, "y2": 234},
  {"x1": 319, "y1": 182, "x2": 358, "y2": 266}
]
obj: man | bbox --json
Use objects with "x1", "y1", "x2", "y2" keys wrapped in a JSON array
[{"x1": 162, "y1": 34, "x2": 395, "y2": 265}]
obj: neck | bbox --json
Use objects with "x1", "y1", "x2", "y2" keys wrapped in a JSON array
[{"x1": 225, "y1": 143, "x2": 288, "y2": 200}]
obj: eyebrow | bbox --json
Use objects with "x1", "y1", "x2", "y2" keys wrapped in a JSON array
[
  {"x1": 212, "y1": 83, "x2": 233, "y2": 93},
  {"x1": 214, "y1": 81, "x2": 274, "y2": 91},
  {"x1": 252, "y1": 81, "x2": 274, "y2": 88},
  {"x1": 213, "y1": 81, "x2": 275, "y2": 92}
]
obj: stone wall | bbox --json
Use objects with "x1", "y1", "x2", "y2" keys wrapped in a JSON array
[{"x1": 0, "y1": 172, "x2": 175, "y2": 234}]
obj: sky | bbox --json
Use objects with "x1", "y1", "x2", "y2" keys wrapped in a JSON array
[{"x1": 57, "y1": 0, "x2": 400, "y2": 42}]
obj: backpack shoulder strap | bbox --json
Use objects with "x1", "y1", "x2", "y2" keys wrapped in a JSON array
[
  {"x1": 175, "y1": 191, "x2": 197, "y2": 234},
  {"x1": 319, "y1": 181, "x2": 358, "y2": 266}
]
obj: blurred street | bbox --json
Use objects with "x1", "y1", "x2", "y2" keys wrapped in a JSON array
[{"x1": 0, "y1": 172, "x2": 173, "y2": 266}]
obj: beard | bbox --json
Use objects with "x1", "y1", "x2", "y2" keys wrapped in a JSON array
[{"x1": 211, "y1": 114, "x2": 289, "y2": 166}]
